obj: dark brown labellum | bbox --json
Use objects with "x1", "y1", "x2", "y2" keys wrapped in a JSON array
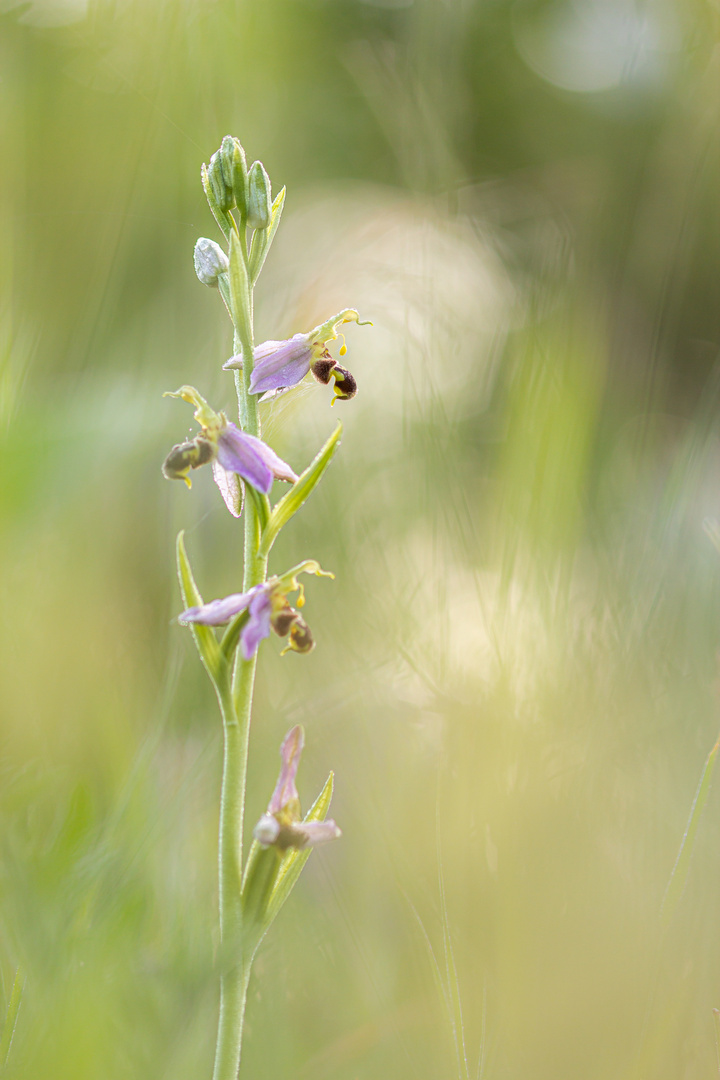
[
  {"x1": 271, "y1": 603, "x2": 298, "y2": 638},
  {"x1": 331, "y1": 365, "x2": 357, "y2": 400},
  {"x1": 193, "y1": 436, "x2": 216, "y2": 466},
  {"x1": 288, "y1": 617, "x2": 315, "y2": 653},
  {"x1": 310, "y1": 353, "x2": 335, "y2": 385}
]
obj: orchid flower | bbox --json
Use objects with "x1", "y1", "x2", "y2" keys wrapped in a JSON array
[
  {"x1": 253, "y1": 726, "x2": 341, "y2": 850},
  {"x1": 178, "y1": 560, "x2": 333, "y2": 660},
  {"x1": 223, "y1": 309, "x2": 371, "y2": 403},
  {"x1": 161, "y1": 385, "x2": 297, "y2": 515}
]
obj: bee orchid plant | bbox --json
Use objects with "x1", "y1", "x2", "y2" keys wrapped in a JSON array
[{"x1": 162, "y1": 136, "x2": 370, "y2": 1080}]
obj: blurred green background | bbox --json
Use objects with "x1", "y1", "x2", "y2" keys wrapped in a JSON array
[{"x1": 3, "y1": 0, "x2": 720, "y2": 1076}]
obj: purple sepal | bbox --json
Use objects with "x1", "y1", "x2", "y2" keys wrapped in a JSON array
[
  {"x1": 179, "y1": 582, "x2": 276, "y2": 660},
  {"x1": 241, "y1": 431, "x2": 298, "y2": 484},
  {"x1": 268, "y1": 726, "x2": 304, "y2": 814},
  {"x1": 178, "y1": 584, "x2": 263, "y2": 626},
  {"x1": 293, "y1": 819, "x2": 342, "y2": 848},
  {"x1": 240, "y1": 588, "x2": 273, "y2": 660},
  {"x1": 216, "y1": 423, "x2": 297, "y2": 494},
  {"x1": 248, "y1": 334, "x2": 313, "y2": 395},
  {"x1": 217, "y1": 425, "x2": 273, "y2": 493}
]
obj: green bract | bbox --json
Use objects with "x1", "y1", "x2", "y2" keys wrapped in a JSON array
[{"x1": 260, "y1": 424, "x2": 343, "y2": 555}]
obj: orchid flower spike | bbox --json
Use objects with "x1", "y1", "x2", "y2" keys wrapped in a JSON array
[
  {"x1": 223, "y1": 309, "x2": 371, "y2": 404},
  {"x1": 161, "y1": 385, "x2": 297, "y2": 515},
  {"x1": 178, "y1": 560, "x2": 334, "y2": 660},
  {"x1": 253, "y1": 726, "x2": 341, "y2": 851}
]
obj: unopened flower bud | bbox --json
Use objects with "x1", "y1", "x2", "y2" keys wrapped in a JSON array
[
  {"x1": 246, "y1": 160, "x2": 272, "y2": 230},
  {"x1": 220, "y1": 135, "x2": 249, "y2": 216},
  {"x1": 194, "y1": 237, "x2": 229, "y2": 287},
  {"x1": 330, "y1": 365, "x2": 357, "y2": 401},
  {"x1": 218, "y1": 135, "x2": 237, "y2": 187},
  {"x1": 208, "y1": 149, "x2": 234, "y2": 211}
]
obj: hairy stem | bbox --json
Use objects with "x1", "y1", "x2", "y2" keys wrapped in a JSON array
[
  {"x1": 212, "y1": 227, "x2": 267, "y2": 1080},
  {"x1": 212, "y1": 674, "x2": 250, "y2": 1080}
]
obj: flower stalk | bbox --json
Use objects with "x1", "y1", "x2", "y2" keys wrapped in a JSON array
[{"x1": 214, "y1": 219, "x2": 264, "y2": 1080}]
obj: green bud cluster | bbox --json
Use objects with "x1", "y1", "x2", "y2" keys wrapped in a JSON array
[
  {"x1": 204, "y1": 136, "x2": 242, "y2": 212},
  {"x1": 203, "y1": 135, "x2": 272, "y2": 231}
]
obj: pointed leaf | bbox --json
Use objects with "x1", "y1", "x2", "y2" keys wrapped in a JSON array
[
  {"x1": 240, "y1": 844, "x2": 282, "y2": 940},
  {"x1": 249, "y1": 187, "x2": 286, "y2": 284},
  {"x1": 216, "y1": 273, "x2": 234, "y2": 324},
  {"x1": 260, "y1": 423, "x2": 342, "y2": 556},
  {"x1": 201, "y1": 162, "x2": 235, "y2": 242},
  {"x1": 176, "y1": 531, "x2": 224, "y2": 679},
  {"x1": 220, "y1": 608, "x2": 251, "y2": 662},
  {"x1": 228, "y1": 230, "x2": 252, "y2": 335},
  {"x1": 240, "y1": 833, "x2": 283, "y2": 957},
  {"x1": 246, "y1": 483, "x2": 271, "y2": 534}
]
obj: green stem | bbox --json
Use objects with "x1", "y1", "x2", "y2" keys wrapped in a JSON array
[
  {"x1": 212, "y1": 228, "x2": 268, "y2": 1080},
  {"x1": 212, "y1": 676, "x2": 250, "y2": 1080},
  {"x1": 230, "y1": 234, "x2": 267, "y2": 591}
]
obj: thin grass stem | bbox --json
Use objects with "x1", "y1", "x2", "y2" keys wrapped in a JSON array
[
  {"x1": 660, "y1": 728, "x2": 720, "y2": 928},
  {"x1": 0, "y1": 967, "x2": 23, "y2": 1073}
]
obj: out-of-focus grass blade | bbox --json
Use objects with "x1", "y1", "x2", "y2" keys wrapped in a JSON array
[
  {"x1": 249, "y1": 187, "x2": 286, "y2": 284},
  {"x1": 713, "y1": 1009, "x2": 720, "y2": 1078},
  {"x1": 176, "y1": 531, "x2": 224, "y2": 680},
  {"x1": 0, "y1": 967, "x2": 23, "y2": 1072},
  {"x1": 660, "y1": 730, "x2": 720, "y2": 927},
  {"x1": 260, "y1": 423, "x2": 342, "y2": 556},
  {"x1": 439, "y1": 865, "x2": 470, "y2": 1080},
  {"x1": 704, "y1": 518, "x2": 720, "y2": 555}
]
